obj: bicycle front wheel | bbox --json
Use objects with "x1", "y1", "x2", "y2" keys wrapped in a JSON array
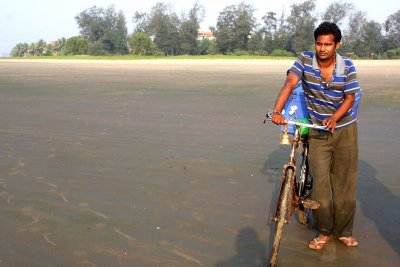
[{"x1": 270, "y1": 168, "x2": 295, "y2": 267}]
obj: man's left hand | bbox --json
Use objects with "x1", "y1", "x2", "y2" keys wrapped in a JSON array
[{"x1": 322, "y1": 117, "x2": 338, "y2": 132}]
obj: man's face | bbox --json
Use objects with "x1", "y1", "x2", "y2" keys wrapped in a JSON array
[{"x1": 315, "y1": 34, "x2": 340, "y2": 62}]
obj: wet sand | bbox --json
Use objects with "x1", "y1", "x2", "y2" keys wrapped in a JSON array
[{"x1": 0, "y1": 59, "x2": 399, "y2": 266}]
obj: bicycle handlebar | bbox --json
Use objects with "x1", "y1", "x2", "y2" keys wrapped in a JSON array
[{"x1": 265, "y1": 111, "x2": 327, "y2": 130}]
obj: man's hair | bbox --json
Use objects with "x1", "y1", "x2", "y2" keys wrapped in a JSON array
[{"x1": 314, "y1": 22, "x2": 342, "y2": 43}]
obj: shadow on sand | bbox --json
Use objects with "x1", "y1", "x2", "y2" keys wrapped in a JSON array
[
  {"x1": 357, "y1": 159, "x2": 400, "y2": 256},
  {"x1": 259, "y1": 146, "x2": 291, "y2": 262},
  {"x1": 214, "y1": 227, "x2": 266, "y2": 267},
  {"x1": 214, "y1": 154, "x2": 400, "y2": 267},
  {"x1": 215, "y1": 147, "x2": 288, "y2": 267}
]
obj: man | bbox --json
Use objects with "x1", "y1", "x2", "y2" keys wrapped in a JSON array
[{"x1": 271, "y1": 22, "x2": 360, "y2": 250}]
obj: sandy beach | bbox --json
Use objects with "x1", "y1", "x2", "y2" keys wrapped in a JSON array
[{"x1": 0, "y1": 59, "x2": 399, "y2": 266}]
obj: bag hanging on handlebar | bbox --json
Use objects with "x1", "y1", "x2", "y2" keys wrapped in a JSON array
[{"x1": 281, "y1": 82, "x2": 310, "y2": 135}]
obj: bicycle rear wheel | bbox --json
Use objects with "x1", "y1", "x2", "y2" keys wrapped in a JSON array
[
  {"x1": 270, "y1": 168, "x2": 295, "y2": 267},
  {"x1": 297, "y1": 155, "x2": 312, "y2": 225}
]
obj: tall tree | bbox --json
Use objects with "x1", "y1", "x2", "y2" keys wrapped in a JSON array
[
  {"x1": 11, "y1": 43, "x2": 28, "y2": 57},
  {"x1": 133, "y1": 12, "x2": 149, "y2": 33},
  {"x1": 179, "y1": 3, "x2": 205, "y2": 55},
  {"x1": 75, "y1": 5, "x2": 128, "y2": 55},
  {"x1": 28, "y1": 42, "x2": 36, "y2": 56},
  {"x1": 247, "y1": 30, "x2": 264, "y2": 52},
  {"x1": 322, "y1": 1, "x2": 353, "y2": 26},
  {"x1": 214, "y1": 2, "x2": 257, "y2": 54},
  {"x1": 261, "y1": 11, "x2": 278, "y2": 53},
  {"x1": 286, "y1": 0, "x2": 318, "y2": 55},
  {"x1": 35, "y1": 39, "x2": 47, "y2": 56},
  {"x1": 384, "y1": 10, "x2": 400, "y2": 50},
  {"x1": 341, "y1": 10, "x2": 367, "y2": 55},
  {"x1": 54, "y1": 37, "x2": 66, "y2": 56},
  {"x1": 272, "y1": 10, "x2": 291, "y2": 54},
  {"x1": 138, "y1": 2, "x2": 180, "y2": 55},
  {"x1": 359, "y1": 21, "x2": 383, "y2": 57}
]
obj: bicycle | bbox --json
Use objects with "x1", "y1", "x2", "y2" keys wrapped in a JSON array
[{"x1": 264, "y1": 112, "x2": 325, "y2": 267}]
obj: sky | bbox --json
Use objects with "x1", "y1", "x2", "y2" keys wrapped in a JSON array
[{"x1": 0, "y1": 0, "x2": 399, "y2": 56}]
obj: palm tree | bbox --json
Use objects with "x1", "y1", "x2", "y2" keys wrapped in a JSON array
[
  {"x1": 21, "y1": 43, "x2": 29, "y2": 56},
  {"x1": 28, "y1": 42, "x2": 36, "y2": 56},
  {"x1": 54, "y1": 37, "x2": 66, "y2": 55},
  {"x1": 11, "y1": 43, "x2": 23, "y2": 57},
  {"x1": 36, "y1": 39, "x2": 47, "y2": 56}
]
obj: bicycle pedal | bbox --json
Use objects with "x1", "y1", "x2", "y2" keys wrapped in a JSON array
[{"x1": 301, "y1": 199, "x2": 320, "y2": 209}]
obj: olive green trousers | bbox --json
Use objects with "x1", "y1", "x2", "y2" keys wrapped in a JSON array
[{"x1": 308, "y1": 123, "x2": 358, "y2": 237}]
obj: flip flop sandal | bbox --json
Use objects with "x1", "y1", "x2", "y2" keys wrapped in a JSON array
[
  {"x1": 308, "y1": 236, "x2": 331, "y2": 250},
  {"x1": 338, "y1": 237, "x2": 358, "y2": 247}
]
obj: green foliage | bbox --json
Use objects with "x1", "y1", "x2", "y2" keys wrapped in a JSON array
[
  {"x1": 88, "y1": 40, "x2": 109, "y2": 56},
  {"x1": 247, "y1": 31, "x2": 264, "y2": 52},
  {"x1": 9, "y1": 3, "x2": 400, "y2": 59},
  {"x1": 383, "y1": 48, "x2": 400, "y2": 59},
  {"x1": 196, "y1": 39, "x2": 218, "y2": 55},
  {"x1": 64, "y1": 37, "x2": 89, "y2": 55},
  {"x1": 360, "y1": 21, "x2": 384, "y2": 56},
  {"x1": 129, "y1": 32, "x2": 158, "y2": 55},
  {"x1": 54, "y1": 38, "x2": 66, "y2": 56},
  {"x1": 11, "y1": 39, "x2": 47, "y2": 56},
  {"x1": 75, "y1": 5, "x2": 128, "y2": 55},
  {"x1": 384, "y1": 10, "x2": 400, "y2": 50},
  {"x1": 285, "y1": 0, "x2": 318, "y2": 55},
  {"x1": 44, "y1": 44, "x2": 53, "y2": 56},
  {"x1": 227, "y1": 49, "x2": 248, "y2": 56},
  {"x1": 214, "y1": 3, "x2": 257, "y2": 54},
  {"x1": 179, "y1": 3, "x2": 204, "y2": 55},
  {"x1": 322, "y1": 1, "x2": 354, "y2": 26},
  {"x1": 197, "y1": 39, "x2": 211, "y2": 55},
  {"x1": 270, "y1": 49, "x2": 294, "y2": 57},
  {"x1": 11, "y1": 43, "x2": 27, "y2": 57},
  {"x1": 136, "y1": 2, "x2": 180, "y2": 56},
  {"x1": 341, "y1": 10, "x2": 367, "y2": 55}
]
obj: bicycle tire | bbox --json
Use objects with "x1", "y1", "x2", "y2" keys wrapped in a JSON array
[
  {"x1": 297, "y1": 153, "x2": 311, "y2": 225},
  {"x1": 270, "y1": 168, "x2": 295, "y2": 267}
]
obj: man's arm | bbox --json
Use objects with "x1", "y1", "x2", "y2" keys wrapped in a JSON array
[
  {"x1": 322, "y1": 93, "x2": 355, "y2": 131},
  {"x1": 272, "y1": 72, "x2": 300, "y2": 125}
]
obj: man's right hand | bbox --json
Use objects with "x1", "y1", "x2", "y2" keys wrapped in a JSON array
[{"x1": 271, "y1": 112, "x2": 285, "y2": 125}]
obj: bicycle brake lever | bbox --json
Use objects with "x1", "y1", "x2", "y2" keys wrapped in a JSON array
[{"x1": 263, "y1": 111, "x2": 273, "y2": 124}]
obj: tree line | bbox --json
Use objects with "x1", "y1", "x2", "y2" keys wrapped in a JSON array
[{"x1": 11, "y1": 0, "x2": 400, "y2": 59}]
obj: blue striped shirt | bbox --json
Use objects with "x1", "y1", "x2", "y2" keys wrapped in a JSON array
[{"x1": 289, "y1": 51, "x2": 361, "y2": 129}]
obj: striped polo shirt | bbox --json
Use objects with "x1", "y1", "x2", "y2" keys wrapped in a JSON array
[{"x1": 289, "y1": 51, "x2": 361, "y2": 129}]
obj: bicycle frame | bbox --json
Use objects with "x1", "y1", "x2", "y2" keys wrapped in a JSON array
[
  {"x1": 266, "y1": 112, "x2": 326, "y2": 221},
  {"x1": 265, "y1": 112, "x2": 326, "y2": 267}
]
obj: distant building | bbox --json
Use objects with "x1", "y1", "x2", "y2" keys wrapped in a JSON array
[
  {"x1": 197, "y1": 29, "x2": 215, "y2": 40},
  {"x1": 48, "y1": 40, "x2": 57, "y2": 48}
]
